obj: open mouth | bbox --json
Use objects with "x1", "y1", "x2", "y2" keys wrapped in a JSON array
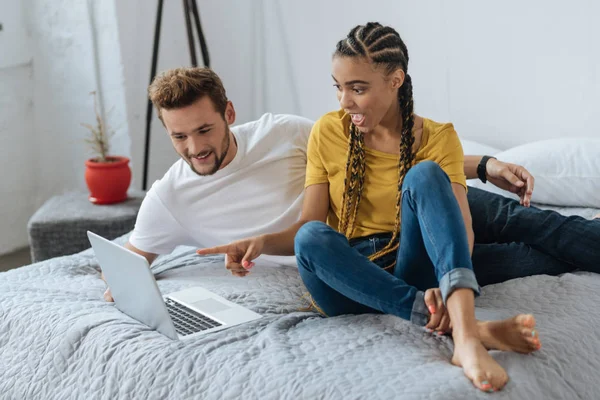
[
  {"x1": 350, "y1": 113, "x2": 365, "y2": 126},
  {"x1": 191, "y1": 151, "x2": 213, "y2": 163}
]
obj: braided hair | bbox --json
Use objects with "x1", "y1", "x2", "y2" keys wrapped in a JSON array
[{"x1": 336, "y1": 22, "x2": 416, "y2": 268}]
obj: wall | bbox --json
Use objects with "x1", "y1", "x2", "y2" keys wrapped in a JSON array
[
  {"x1": 115, "y1": 0, "x2": 257, "y2": 188},
  {"x1": 118, "y1": 0, "x2": 600, "y2": 156},
  {"x1": 0, "y1": 63, "x2": 35, "y2": 254},
  {"x1": 0, "y1": 0, "x2": 129, "y2": 254},
  {"x1": 116, "y1": 0, "x2": 600, "y2": 190},
  {"x1": 0, "y1": 0, "x2": 36, "y2": 254},
  {"x1": 28, "y1": 0, "x2": 130, "y2": 203},
  {"x1": 250, "y1": 0, "x2": 600, "y2": 149}
]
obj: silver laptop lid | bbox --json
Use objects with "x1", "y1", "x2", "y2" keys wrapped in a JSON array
[{"x1": 87, "y1": 231, "x2": 179, "y2": 340}]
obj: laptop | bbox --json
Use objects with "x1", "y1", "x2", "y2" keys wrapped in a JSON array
[{"x1": 87, "y1": 231, "x2": 262, "y2": 340}]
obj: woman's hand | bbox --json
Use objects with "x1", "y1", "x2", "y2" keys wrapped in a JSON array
[
  {"x1": 424, "y1": 288, "x2": 452, "y2": 333},
  {"x1": 486, "y1": 159, "x2": 535, "y2": 207},
  {"x1": 196, "y1": 236, "x2": 266, "y2": 277}
]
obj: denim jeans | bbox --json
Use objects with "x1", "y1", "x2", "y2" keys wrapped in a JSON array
[
  {"x1": 295, "y1": 161, "x2": 480, "y2": 326},
  {"x1": 468, "y1": 187, "x2": 600, "y2": 285}
]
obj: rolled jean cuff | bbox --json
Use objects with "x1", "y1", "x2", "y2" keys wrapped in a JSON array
[
  {"x1": 410, "y1": 290, "x2": 430, "y2": 326},
  {"x1": 439, "y1": 267, "x2": 481, "y2": 304}
]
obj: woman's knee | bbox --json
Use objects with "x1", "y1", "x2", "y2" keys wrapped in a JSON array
[
  {"x1": 294, "y1": 221, "x2": 332, "y2": 255},
  {"x1": 403, "y1": 161, "x2": 449, "y2": 191}
]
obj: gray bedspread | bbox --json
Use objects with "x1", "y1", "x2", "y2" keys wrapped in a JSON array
[{"x1": 1, "y1": 218, "x2": 600, "y2": 399}]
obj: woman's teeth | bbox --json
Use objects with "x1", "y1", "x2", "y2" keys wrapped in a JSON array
[{"x1": 351, "y1": 114, "x2": 365, "y2": 124}]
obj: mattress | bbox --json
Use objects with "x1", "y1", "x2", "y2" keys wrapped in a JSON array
[{"x1": 1, "y1": 206, "x2": 599, "y2": 399}]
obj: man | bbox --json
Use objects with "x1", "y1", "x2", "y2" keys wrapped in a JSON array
[{"x1": 104, "y1": 67, "x2": 599, "y2": 303}]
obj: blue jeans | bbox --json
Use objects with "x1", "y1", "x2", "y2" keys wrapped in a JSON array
[
  {"x1": 295, "y1": 161, "x2": 480, "y2": 326},
  {"x1": 468, "y1": 187, "x2": 600, "y2": 285}
]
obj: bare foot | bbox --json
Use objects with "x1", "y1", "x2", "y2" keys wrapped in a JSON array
[
  {"x1": 452, "y1": 336, "x2": 509, "y2": 392},
  {"x1": 478, "y1": 314, "x2": 541, "y2": 354},
  {"x1": 594, "y1": 213, "x2": 600, "y2": 219}
]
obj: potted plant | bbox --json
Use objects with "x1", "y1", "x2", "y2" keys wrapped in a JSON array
[{"x1": 82, "y1": 91, "x2": 131, "y2": 204}]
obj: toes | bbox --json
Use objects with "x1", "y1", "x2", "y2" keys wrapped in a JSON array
[
  {"x1": 522, "y1": 328, "x2": 542, "y2": 349},
  {"x1": 522, "y1": 327, "x2": 539, "y2": 339},
  {"x1": 476, "y1": 373, "x2": 508, "y2": 392},
  {"x1": 489, "y1": 370, "x2": 509, "y2": 391},
  {"x1": 516, "y1": 314, "x2": 536, "y2": 329},
  {"x1": 472, "y1": 373, "x2": 494, "y2": 392},
  {"x1": 477, "y1": 379, "x2": 494, "y2": 392},
  {"x1": 527, "y1": 337, "x2": 541, "y2": 349}
]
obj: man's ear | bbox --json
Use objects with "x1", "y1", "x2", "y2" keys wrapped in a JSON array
[{"x1": 225, "y1": 101, "x2": 236, "y2": 125}]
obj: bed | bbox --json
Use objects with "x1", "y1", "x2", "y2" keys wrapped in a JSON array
[{"x1": 1, "y1": 205, "x2": 599, "y2": 400}]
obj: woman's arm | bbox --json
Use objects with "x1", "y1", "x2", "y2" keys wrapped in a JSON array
[
  {"x1": 451, "y1": 183, "x2": 474, "y2": 255},
  {"x1": 261, "y1": 183, "x2": 330, "y2": 256},
  {"x1": 463, "y1": 155, "x2": 483, "y2": 180},
  {"x1": 196, "y1": 183, "x2": 330, "y2": 268},
  {"x1": 463, "y1": 155, "x2": 535, "y2": 206}
]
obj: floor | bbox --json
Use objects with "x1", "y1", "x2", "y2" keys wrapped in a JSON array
[{"x1": 0, "y1": 247, "x2": 31, "y2": 272}]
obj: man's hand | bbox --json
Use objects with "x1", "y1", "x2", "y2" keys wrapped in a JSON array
[
  {"x1": 197, "y1": 236, "x2": 266, "y2": 277},
  {"x1": 101, "y1": 272, "x2": 114, "y2": 302},
  {"x1": 424, "y1": 288, "x2": 451, "y2": 333},
  {"x1": 486, "y1": 158, "x2": 535, "y2": 207}
]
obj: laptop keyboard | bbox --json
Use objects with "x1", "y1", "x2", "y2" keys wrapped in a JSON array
[{"x1": 165, "y1": 298, "x2": 223, "y2": 336}]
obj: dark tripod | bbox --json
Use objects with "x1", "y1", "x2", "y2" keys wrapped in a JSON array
[{"x1": 142, "y1": 0, "x2": 210, "y2": 190}]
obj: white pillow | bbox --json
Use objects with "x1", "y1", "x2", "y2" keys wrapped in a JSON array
[
  {"x1": 467, "y1": 138, "x2": 600, "y2": 208},
  {"x1": 459, "y1": 138, "x2": 501, "y2": 157}
]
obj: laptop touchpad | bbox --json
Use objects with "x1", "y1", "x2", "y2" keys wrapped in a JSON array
[{"x1": 192, "y1": 298, "x2": 231, "y2": 314}]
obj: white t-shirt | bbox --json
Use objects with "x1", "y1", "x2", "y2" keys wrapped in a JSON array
[{"x1": 129, "y1": 113, "x2": 313, "y2": 264}]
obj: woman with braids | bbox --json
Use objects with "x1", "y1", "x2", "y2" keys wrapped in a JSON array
[{"x1": 198, "y1": 23, "x2": 543, "y2": 393}]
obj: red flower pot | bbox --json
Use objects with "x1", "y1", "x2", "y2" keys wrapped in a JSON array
[{"x1": 85, "y1": 156, "x2": 132, "y2": 204}]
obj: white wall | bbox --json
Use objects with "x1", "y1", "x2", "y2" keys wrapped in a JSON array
[
  {"x1": 2, "y1": 0, "x2": 598, "y2": 253},
  {"x1": 0, "y1": 63, "x2": 36, "y2": 254},
  {"x1": 251, "y1": 0, "x2": 600, "y2": 149},
  {"x1": 0, "y1": 0, "x2": 36, "y2": 254},
  {"x1": 0, "y1": 0, "x2": 129, "y2": 254},
  {"x1": 117, "y1": 0, "x2": 599, "y2": 172},
  {"x1": 115, "y1": 0, "x2": 256, "y2": 188},
  {"x1": 28, "y1": 0, "x2": 130, "y2": 202}
]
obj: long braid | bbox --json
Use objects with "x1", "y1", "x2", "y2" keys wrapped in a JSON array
[
  {"x1": 338, "y1": 124, "x2": 367, "y2": 238},
  {"x1": 335, "y1": 22, "x2": 416, "y2": 268},
  {"x1": 368, "y1": 74, "x2": 415, "y2": 265},
  {"x1": 338, "y1": 125, "x2": 357, "y2": 236},
  {"x1": 347, "y1": 126, "x2": 366, "y2": 237}
]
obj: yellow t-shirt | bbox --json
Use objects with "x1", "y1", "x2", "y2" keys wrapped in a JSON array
[{"x1": 305, "y1": 109, "x2": 466, "y2": 239}]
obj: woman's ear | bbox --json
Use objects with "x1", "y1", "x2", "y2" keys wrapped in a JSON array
[{"x1": 391, "y1": 69, "x2": 406, "y2": 89}]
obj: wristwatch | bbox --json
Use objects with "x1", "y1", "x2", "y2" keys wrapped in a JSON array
[{"x1": 477, "y1": 156, "x2": 496, "y2": 183}]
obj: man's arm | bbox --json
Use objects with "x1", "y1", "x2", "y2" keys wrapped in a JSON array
[
  {"x1": 124, "y1": 241, "x2": 158, "y2": 265},
  {"x1": 197, "y1": 183, "x2": 330, "y2": 277}
]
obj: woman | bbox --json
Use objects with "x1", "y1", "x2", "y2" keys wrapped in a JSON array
[{"x1": 198, "y1": 23, "x2": 540, "y2": 393}]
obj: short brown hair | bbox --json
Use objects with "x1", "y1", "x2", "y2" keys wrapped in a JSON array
[{"x1": 148, "y1": 67, "x2": 228, "y2": 120}]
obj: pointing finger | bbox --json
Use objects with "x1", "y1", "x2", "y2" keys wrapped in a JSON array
[{"x1": 197, "y1": 244, "x2": 231, "y2": 255}]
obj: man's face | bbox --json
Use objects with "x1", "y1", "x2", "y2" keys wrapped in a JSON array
[{"x1": 162, "y1": 96, "x2": 236, "y2": 176}]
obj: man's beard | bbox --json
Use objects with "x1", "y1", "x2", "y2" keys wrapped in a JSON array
[{"x1": 188, "y1": 129, "x2": 231, "y2": 176}]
